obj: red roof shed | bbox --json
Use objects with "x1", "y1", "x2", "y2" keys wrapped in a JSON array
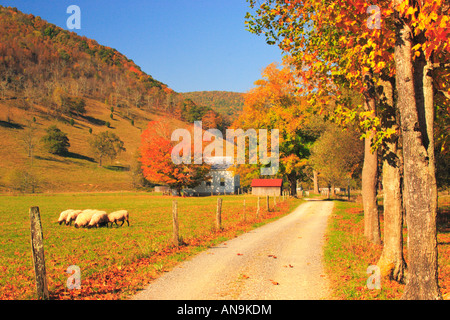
[
  {"x1": 251, "y1": 179, "x2": 283, "y2": 187},
  {"x1": 251, "y1": 179, "x2": 282, "y2": 196}
]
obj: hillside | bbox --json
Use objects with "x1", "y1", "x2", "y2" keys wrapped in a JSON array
[
  {"x1": 182, "y1": 91, "x2": 245, "y2": 123},
  {"x1": 0, "y1": 5, "x2": 216, "y2": 193},
  {"x1": 0, "y1": 95, "x2": 190, "y2": 193}
]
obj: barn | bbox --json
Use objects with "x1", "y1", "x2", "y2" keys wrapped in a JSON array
[{"x1": 251, "y1": 179, "x2": 282, "y2": 196}]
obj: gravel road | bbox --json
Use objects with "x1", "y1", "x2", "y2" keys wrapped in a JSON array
[{"x1": 132, "y1": 200, "x2": 334, "y2": 300}]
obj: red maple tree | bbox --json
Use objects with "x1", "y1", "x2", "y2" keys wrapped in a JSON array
[{"x1": 139, "y1": 121, "x2": 211, "y2": 195}]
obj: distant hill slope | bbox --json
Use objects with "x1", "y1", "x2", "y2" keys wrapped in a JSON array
[
  {"x1": 0, "y1": 97, "x2": 188, "y2": 193},
  {"x1": 0, "y1": 5, "x2": 217, "y2": 193},
  {"x1": 182, "y1": 91, "x2": 245, "y2": 122}
]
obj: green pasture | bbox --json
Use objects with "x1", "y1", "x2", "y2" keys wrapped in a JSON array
[{"x1": 0, "y1": 192, "x2": 301, "y2": 299}]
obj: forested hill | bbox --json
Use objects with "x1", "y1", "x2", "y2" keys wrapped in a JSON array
[
  {"x1": 0, "y1": 5, "x2": 227, "y2": 124},
  {"x1": 0, "y1": 5, "x2": 225, "y2": 193},
  {"x1": 182, "y1": 91, "x2": 245, "y2": 122},
  {"x1": 0, "y1": 5, "x2": 168, "y2": 108}
]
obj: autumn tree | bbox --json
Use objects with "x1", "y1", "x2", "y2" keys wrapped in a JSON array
[
  {"x1": 139, "y1": 121, "x2": 211, "y2": 195},
  {"x1": 202, "y1": 110, "x2": 224, "y2": 131},
  {"x1": 245, "y1": 0, "x2": 448, "y2": 299},
  {"x1": 232, "y1": 62, "x2": 317, "y2": 196},
  {"x1": 309, "y1": 124, "x2": 363, "y2": 197},
  {"x1": 22, "y1": 119, "x2": 38, "y2": 165},
  {"x1": 246, "y1": 0, "x2": 386, "y2": 245},
  {"x1": 89, "y1": 131, "x2": 125, "y2": 167},
  {"x1": 391, "y1": 0, "x2": 447, "y2": 299}
]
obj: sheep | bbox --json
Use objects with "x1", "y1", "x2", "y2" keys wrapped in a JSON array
[
  {"x1": 87, "y1": 210, "x2": 108, "y2": 228},
  {"x1": 58, "y1": 210, "x2": 75, "y2": 225},
  {"x1": 107, "y1": 210, "x2": 130, "y2": 227},
  {"x1": 65, "y1": 210, "x2": 82, "y2": 226},
  {"x1": 74, "y1": 209, "x2": 96, "y2": 228}
]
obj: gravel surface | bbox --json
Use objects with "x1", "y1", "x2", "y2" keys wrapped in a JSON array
[{"x1": 132, "y1": 200, "x2": 334, "y2": 300}]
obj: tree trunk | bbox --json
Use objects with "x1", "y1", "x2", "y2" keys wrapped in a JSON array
[
  {"x1": 313, "y1": 170, "x2": 319, "y2": 194},
  {"x1": 376, "y1": 78, "x2": 406, "y2": 282},
  {"x1": 393, "y1": 11, "x2": 441, "y2": 299},
  {"x1": 330, "y1": 184, "x2": 336, "y2": 198},
  {"x1": 379, "y1": 147, "x2": 406, "y2": 281},
  {"x1": 288, "y1": 172, "x2": 297, "y2": 197},
  {"x1": 362, "y1": 70, "x2": 381, "y2": 245}
]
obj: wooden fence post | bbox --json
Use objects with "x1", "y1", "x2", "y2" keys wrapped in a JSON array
[
  {"x1": 266, "y1": 195, "x2": 270, "y2": 212},
  {"x1": 216, "y1": 198, "x2": 222, "y2": 230},
  {"x1": 256, "y1": 197, "x2": 260, "y2": 218},
  {"x1": 172, "y1": 200, "x2": 180, "y2": 246},
  {"x1": 29, "y1": 206, "x2": 49, "y2": 300}
]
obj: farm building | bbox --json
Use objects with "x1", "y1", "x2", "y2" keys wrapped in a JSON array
[
  {"x1": 251, "y1": 179, "x2": 283, "y2": 196},
  {"x1": 186, "y1": 156, "x2": 240, "y2": 196}
]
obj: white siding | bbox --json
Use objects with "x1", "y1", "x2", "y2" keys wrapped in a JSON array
[{"x1": 187, "y1": 170, "x2": 240, "y2": 195}]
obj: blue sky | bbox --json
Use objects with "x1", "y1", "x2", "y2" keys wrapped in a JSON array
[{"x1": 0, "y1": 0, "x2": 283, "y2": 93}]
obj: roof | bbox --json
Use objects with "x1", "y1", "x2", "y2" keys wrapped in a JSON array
[
  {"x1": 204, "y1": 156, "x2": 233, "y2": 170},
  {"x1": 251, "y1": 179, "x2": 283, "y2": 187}
]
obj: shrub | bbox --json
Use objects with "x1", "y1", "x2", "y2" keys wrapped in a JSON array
[{"x1": 41, "y1": 125, "x2": 70, "y2": 155}]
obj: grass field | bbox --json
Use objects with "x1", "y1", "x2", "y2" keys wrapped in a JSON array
[
  {"x1": 0, "y1": 192, "x2": 302, "y2": 300},
  {"x1": 323, "y1": 195, "x2": 450, "y2": 299},
  {"x1": 0, "y1": 99, "x2": 191, "y2": 193}
]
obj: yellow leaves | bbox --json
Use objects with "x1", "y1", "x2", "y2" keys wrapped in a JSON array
[
  {"x1": 377, "y1": 61, "x2": 386, "y2": 70},
  {"x1": 396, "y1": 0, "x2": 409, "y2": 14},
  {"x1": 406, "y1": 6, "x2": 417, "y2": 17},
  {"x1": 430, "y1": 11, "x2": 438, "y2": 22},
  {"x1": 412, "y1": 43, "x2": 421, "y2": 51},
  {"x1": 440, "y1": 15, "x2": 450, "y2": 29},
  {"x1": 411, "y1": 43, "x2": 422, "y2": 58}
]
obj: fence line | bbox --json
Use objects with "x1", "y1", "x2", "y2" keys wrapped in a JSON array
[{"x1": 171, "y1": 195, "x2": 289, "y2": 247}]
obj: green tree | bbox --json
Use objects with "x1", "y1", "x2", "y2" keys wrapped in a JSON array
[
  {"x1": 309, "y1": 124, "x2": 364, "y2": 197},
  {"x1": 89, "y1": 131, "x2": 126, "y2": 166},
  {"x1": 41, "y1": 125, "x2": 70, "y2": 155},
  {"x1": 69, "y1": 97, "x2": 86, "y2": 116}
]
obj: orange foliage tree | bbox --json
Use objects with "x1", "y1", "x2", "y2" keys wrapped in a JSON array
[
  {"x1": 233, "y1": 62, "x2": 317, "y2": 195},
  {"x1": 139, "y1": 121, "x2": 211, "y2": 195},
  {"x1": 246, "y1": 0, "x2": 450, "y2": 299}
]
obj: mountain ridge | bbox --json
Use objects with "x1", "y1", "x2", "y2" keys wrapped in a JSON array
[{"x1": 0, "y1": 5, "x2": 230, "y2": 193}]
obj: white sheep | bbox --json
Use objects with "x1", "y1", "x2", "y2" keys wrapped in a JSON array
[
  {"x1": 58, "y1": 210, "x2": 75, "y2": 225},
  {"x1": 65, "y1": 210, "x2": 82, "y2": 226},
  {"x1": 74, "y1": 209, "x2": 96, "y2": 228},
  {"x1": 107, "y1": 210, "x2": 130, "y2": 227},
  {"x1": 88, "y1": 210, "x2": 108, "y2": 228}
]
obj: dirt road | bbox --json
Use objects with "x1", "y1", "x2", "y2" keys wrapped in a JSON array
[{"x1": 132, "y1": 200, "x2": 333, "y2": 300}]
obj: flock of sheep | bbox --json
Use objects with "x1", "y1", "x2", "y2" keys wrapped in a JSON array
[{"x1": 57, "y1": 209, "x2": 130, "y2": 228}]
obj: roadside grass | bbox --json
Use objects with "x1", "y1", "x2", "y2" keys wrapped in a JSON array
[
  {"x1": 0, "y1": 192, "x2": 303, "y2": 300},
  {"x1": 323, "y1": 194, "x2": 450, "y2": 300}
]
